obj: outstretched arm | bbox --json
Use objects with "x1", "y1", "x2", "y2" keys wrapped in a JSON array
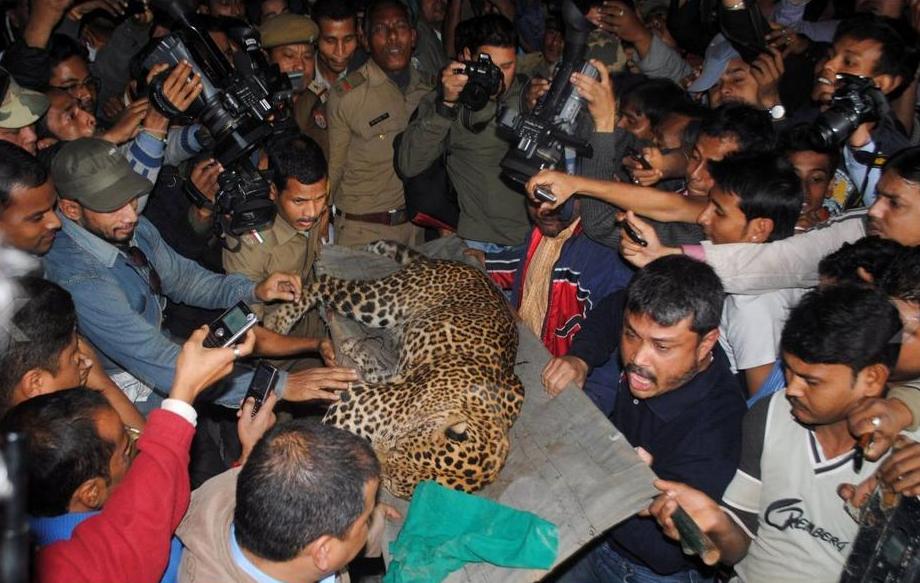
[{"x1": 525, "y1": 170, "x2": 705, "y2": 224}]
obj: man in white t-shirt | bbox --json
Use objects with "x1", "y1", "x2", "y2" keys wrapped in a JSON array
[{"x1": 648, "y1": 284, "x2": 918, "y2": 582}]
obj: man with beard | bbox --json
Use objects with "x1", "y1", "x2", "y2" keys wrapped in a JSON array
[
  {"x1": 43, "y1": 138, "x2": 357, "y2": 413},
  {"x1": 326, "y1": 0, "x2": 434, "y2": 247},
  {"x1": 487, "y1": 197, "x2": 633, "y2": 415},
  {"x1": 553, "y1": 255, "x2": 746, "y2": 583}
]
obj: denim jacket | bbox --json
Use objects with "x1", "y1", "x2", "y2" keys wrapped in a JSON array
[{"x1": 44, "y1": 215, "x2": 281, "y2": 407}]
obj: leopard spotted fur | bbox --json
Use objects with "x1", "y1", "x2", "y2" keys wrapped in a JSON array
[{"x1": 264, "y1": 241, "x2": 524, "y2": 498}]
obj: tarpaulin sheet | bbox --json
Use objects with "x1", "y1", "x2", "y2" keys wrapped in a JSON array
[{"x1": 315, "y1": 237, "x2": 658, "y2": 583}]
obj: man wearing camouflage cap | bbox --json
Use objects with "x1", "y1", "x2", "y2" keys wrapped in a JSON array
[
  {"x1": 0, "y1": 69, "x2": 49, "y2": 155},
  {"x1": 43, "y1": 138, "x2": 348, "y2": 413}
]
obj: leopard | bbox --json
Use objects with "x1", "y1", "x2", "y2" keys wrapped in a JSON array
[{"x1": 264, "y1": 241, "x2": 525, "y2": 499}]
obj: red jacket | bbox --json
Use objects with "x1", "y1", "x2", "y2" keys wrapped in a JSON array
[{"x1": 37, "y1": 409, "x2": 195, "y2": 583}]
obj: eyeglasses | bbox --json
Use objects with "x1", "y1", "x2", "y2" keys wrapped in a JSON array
[
  {"x1": 52, "y1": 76, "x2": 101, "y2": 97},
  {"x1": 124, "y1": 245, "x2": 163, "y2": 296}
]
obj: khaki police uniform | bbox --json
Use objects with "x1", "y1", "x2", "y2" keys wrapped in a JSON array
[
  {"x1": 326, "y1": 58, "x2": 435, "y2": 248},
  {"x1": 222, "y1": 214, "x2": 326, "y2": 347},
  {"x1": 294, "y1": 79, "x2": 331, "y2": 160}
]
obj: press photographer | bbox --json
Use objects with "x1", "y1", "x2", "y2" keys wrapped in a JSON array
[
  {"x1": 139, "y1": 0, "x2": 297, "y2": 238},
  {"x1": 808, "y1": 15, "x2": 918, "y2": 208},
  {"x1": 396, "y1": 13, "x2": 530, "y2": 253}
]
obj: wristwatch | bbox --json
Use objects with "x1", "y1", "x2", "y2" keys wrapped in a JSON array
[
  {"x1": 435, "y1": 99, "x2": 459, "y2": 120},
  {"x1": 768, "y1": 103, "x2": 786, "y2": 121}
]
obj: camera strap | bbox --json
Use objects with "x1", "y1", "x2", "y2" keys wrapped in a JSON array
[{"x1": 846, "y1": 146, "x2": 884, "y2": 210}]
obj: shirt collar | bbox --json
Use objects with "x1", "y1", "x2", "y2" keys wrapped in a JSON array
[
  {"x1": 229, "y1": 524, "x2": 337, "y2": 583},
  {"x1": 313, "y1": 60, "x2": 346, "y2": 92},
  {"x1": 366, "y1": 58, "x2": 418, "y2": 89},
  {"x1": 229, "y1": 524, "x2": 287, "y2": 583},
  {"x1": 641, "y1": 347, "x2": 727, "y2": 423},
  {"x1": 59, "y1": 213, "x2": 125, "y2": 268},
  {"x1": 270, "y1": 214, "x2": 305, "y2": 245}
]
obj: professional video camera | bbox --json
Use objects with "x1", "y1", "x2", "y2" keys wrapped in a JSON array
[
  {"x1": 457, "y1": 53, "x2": 503, "y2": 111},
  {"x1": 497, "y1": 0, "x2": 597, "y2": 189},
  {"x1": 811, "y1": 73, "x2": 888, "y2": 149},
  {"x1": 142, "y1": 0, "x2": 293, "y2": 237},
  {"x1": 840, "y1": 487, "x2": 920, "y2": 582}
]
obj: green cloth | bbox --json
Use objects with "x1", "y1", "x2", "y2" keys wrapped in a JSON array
[{"x1": 384, "y1": 481, "x2": 559, "y2": 583}]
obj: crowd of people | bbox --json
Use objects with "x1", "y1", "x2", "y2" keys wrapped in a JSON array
[{"x1": 1, "y1": 0, "x2": 920, "y2": 581}]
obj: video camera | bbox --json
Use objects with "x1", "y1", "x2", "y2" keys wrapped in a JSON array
[
  {"x1": 497, "y1": 0, "x2": 597, "y2": 186},
  {"x1": 142, "y1": 0, "x2": 293, "y2": 237},
  {"x1": 840, "y1": 487, "x2": 920, "y2": 582},
  {"x1": 810, "y1": 73, "x2": 888, "y2": 149}
]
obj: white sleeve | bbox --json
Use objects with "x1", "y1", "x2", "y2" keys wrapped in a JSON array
[{"x1": 700, "y1": 211, "x2": 867, "y2": 294}]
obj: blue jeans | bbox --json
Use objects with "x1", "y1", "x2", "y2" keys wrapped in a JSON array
[{"x1": 554, "y1": 542, "x2": 713, "y2": 583}]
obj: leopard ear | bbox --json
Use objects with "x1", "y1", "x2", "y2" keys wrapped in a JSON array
[{"x1": 444, "y1": 420, "x2": 469, "y2": 442}]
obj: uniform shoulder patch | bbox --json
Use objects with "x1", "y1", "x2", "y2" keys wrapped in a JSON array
[{"x1": 333, "y1": 71, "x2": 366, "y2": 96}]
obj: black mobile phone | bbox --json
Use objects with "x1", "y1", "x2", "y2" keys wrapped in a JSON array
[
  {"x1": 245, "y1": 361, "x2": 279, "y2": 416},
  {"x1": 618, "y1": 220, "x2": 648, "y2": 247},
  {"x1": 204, "y1": 301, "x2": 258, "y2": 348},
  {"x1": 625, "y1": 147, "x2": 653, "y2": 170}
]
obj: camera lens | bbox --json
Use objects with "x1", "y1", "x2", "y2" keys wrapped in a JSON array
[{"x1": 810, "y1": 108, "x2": 858, "y2": 148}]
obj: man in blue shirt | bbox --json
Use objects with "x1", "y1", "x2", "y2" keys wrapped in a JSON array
[
  {"x1": 554, "y1": 255, "x2": 746, "y2": 583},
  {"x1": 44, "y1": 137, "x2": 358, "y2": 412}
]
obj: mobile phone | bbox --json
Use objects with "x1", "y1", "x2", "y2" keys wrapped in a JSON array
[
  {"x1": 534, "y1": 184, "x2": 557, "y2": 203},
  {"x1": 245, "y1": 361, "x2": 279, "y2": 416},
  {"x1": 618, "y1": 220, "x2": 648, "y2": 247},
  {"x1": 626, "y1": 147, "x2": 653, "y2": 170},
  {"x1": 204, "y1": 301, "x2": 258, "y2": 348}
]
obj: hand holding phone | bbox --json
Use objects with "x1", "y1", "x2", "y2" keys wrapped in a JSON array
[
  {"x1": 618, "y1": 219, "x2": 648, "y2": 247},
  {"x1": 204, "y1": 301, "x2": 259, "y2": 348},
  {"x1": 626, "y1": 146, "x2": 653, "y2": 170},
  {"x1": 245, "y1": 361, "x2": 280, "y2": 416},
  {"x1": 534, "y1": 184, "x2": 557, "y2": 203}
]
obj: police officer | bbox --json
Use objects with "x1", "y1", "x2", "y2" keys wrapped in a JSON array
[
  {"x1": 326, "y1": 0, "x2": 435, "y2": 248},
  {"x1": 293, "y1": 0, "x2": 361, "y2": 160},
  {"x1": 222, "y1": 135, "x2": 329, "y2": 347}
]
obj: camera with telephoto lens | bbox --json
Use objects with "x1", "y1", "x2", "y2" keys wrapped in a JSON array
[
  {"x1": 498, "y1": 0, "x2": 597, "y2": 186},
  {"x1": 458, "y1": 53, "x2": 503, "y2": 111},
  {"x1": 810, "y1": 73, "x2": 888, "y2": 148},
  {"x1": 142, "y1": 0, "x2": 293, "y2": 237}
]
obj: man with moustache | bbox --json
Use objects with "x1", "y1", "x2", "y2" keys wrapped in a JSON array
[
  {"x1": 553, "y1": 255, "x2": 745, "y2": 583},
  {"x1": 223, "y1": 135, "x2": 330, "y2": 346},
  {"x1": 326, "y1": 0, "x2": 434, "y2": 248}
]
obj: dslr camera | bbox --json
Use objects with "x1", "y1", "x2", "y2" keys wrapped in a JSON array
[
  {"x1": 498, "y1": 0, "x2": 596, "y2": 185},
  {"x1": 142, "y1": 0, "x2": 293, "y2": 237},
  {"x1": 811, "y1": 73, "x2": 888, "y2": 148},
  {"x1": 457, "y1": 53, "x2": 503, "y2": 111}
]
